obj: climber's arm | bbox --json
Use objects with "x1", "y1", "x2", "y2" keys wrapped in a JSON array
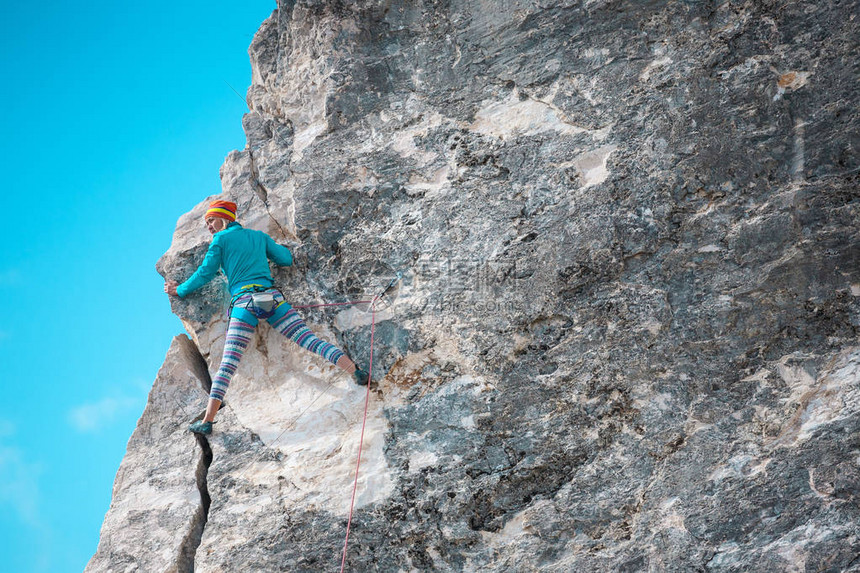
[
  {"x1": 174, "y1": 239, "x2": 224, "y2": 298},
  {"x1": 265, "y1": 235, "x2": 293, "y2": 267}
]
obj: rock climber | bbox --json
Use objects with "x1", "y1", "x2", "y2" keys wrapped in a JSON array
[{"x1": 164, "y1": 200, "x2": 369, "y2": 436}]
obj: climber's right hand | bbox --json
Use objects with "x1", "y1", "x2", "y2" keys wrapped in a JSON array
[{"x1": 164, "y1": 280, "x2": 179, "y2": 297}]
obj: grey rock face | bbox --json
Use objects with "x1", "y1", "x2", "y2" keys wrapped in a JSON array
[
  {"x1": 86, "y1": 336, "x2": 211, "y2": 573},
  {"x1": 92, "y1": 1, "x2": 859, "y2": 571}
]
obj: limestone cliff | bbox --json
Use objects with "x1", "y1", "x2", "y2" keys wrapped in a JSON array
[{"x1": 89, "y1": 1, "x2": 860, "y2": 571}]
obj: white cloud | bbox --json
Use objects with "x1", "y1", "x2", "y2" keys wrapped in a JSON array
[
  {"x1": 68, "y1": 395, "x2": 141, "y2": 433},
  {"x1": 0, "y1": 421, "x2": 54, "y2": 573},
  {"x1": 0, "y1": 422, "x2": 45, "y2": 531},
  {"x1": 0, "y1": 446, "x2": 43, "y2": 527}
]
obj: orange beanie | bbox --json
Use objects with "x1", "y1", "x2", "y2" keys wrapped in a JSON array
[{"x1": 205, "y1": 200, "x2": 237, "y2": 222}]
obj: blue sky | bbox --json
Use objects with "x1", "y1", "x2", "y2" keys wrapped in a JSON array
[{"x1": 0, "y1": 1, "x2": 275, "y2": 570}]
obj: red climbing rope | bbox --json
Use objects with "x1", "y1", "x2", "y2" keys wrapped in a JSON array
[
  {"x1": 230, "y1": 297, "x2": 381, "y2": 486},
  {"x1": 292, "y1": 299, "x2": 372, "y2": 310},
  {"x1": 235, "y1": 292, "x2": 388, "y2": 569},
  {"x1": 339, "y1": 302, "x2": 377, "y2": 572}
]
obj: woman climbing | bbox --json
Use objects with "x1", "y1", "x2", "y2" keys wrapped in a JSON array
[{"x1": 164, "y1": 200, "x2": 369, "y2": 436}]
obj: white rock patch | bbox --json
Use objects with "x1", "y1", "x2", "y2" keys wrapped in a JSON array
[{"x1": 471, "y1": 89, "x2": 589, "y2": 139}]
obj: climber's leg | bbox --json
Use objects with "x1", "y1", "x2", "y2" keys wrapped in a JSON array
[
  {"x1": 336, "y1": 354, "x2": 357, "y2": 374},
  {"x1": 268, "y1": 305, "x2": 351, "y2": 369},
  {"x1": 207, "y1": 308, "x2": 259, "y2": 414},
  {"x1": 202, "y1": 397, "x2": 221, "y2": 424}
]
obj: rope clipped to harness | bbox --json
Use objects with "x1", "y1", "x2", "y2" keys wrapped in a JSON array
[{"x1": 229, "y1": 284, "x2": 286, "y2": 320}]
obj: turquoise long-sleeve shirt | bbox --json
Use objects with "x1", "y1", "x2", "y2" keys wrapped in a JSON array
[{"x1": 176, "y1": 222, "x2": 293, "y2": 298}]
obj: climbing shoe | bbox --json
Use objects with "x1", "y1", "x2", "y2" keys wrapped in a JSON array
[
  {"x1": 353, "y1": 368, "x2": 370, "y2": 386},
  {"x1": 189, "y1": 420, "x2": 214, "y2": 435}
]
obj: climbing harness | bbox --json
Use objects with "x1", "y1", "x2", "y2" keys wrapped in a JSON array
[{"x1": 229, "y1": 284, "x2": 286, "y2": 320}]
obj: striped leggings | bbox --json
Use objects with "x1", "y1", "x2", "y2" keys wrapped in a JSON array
[{"x1": 209, "y1": 298, "x2": 345, "y2": 402}]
